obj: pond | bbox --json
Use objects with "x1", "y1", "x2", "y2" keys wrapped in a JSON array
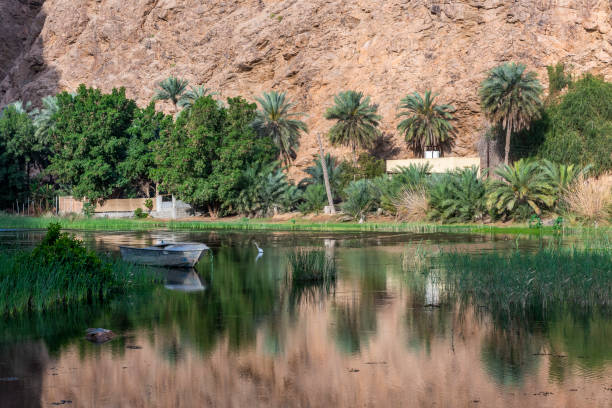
[{"x1": 0, "y1": 229, "x2": 610, "y2": 407}]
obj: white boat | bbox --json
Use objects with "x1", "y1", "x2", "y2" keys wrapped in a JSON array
[
  {"x1": 119, "y1": 242, "x2": 209, "y2": 268},
  {"x1": 164, "y1": 269, "x2": 206, "y2": 292}
]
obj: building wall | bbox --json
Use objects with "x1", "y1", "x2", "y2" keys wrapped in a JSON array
[{"x1": 386, "y1": 157, "x2": 481, "y2": 174}]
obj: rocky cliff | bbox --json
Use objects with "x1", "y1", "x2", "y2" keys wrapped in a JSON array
[{"x1": 2, "y1": 0, "x2": 612, "y2": 171}]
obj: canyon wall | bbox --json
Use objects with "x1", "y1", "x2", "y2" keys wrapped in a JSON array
[{"x1": 2, "y1": 0, "x2": 612, "y2": 171}]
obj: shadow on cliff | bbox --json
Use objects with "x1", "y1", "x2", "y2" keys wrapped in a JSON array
[{"x1": 0, "y1": 0, "x2": 60, "y2": 108}]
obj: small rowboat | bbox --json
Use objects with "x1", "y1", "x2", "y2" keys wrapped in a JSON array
[{"x1": 119, "y1": 242, "x2": 209, "y2": 268}]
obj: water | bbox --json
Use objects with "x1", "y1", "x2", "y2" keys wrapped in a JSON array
[{"x1": 0, "y1": 229, "x2": 610, "y2": 407}]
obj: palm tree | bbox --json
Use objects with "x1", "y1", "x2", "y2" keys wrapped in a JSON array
[
  {"x1": 325, "y1": 91, "x2": 381, "y2": 165},
  {"x1": 33, "y1": 95, "x2": 60, "y2": 139},
  {"x1": 540, "y1": 159, "x2": 590, "y2": 201},
  {"x1": 396, "y1": 91, "x2": 455, "y2": 157},
  {"x1": 299, "y1": 153, "x2": 343, "y2": 194},
  {"x1": 252, "y1": 91, "x2": 307, "y2": 165},
  {"x1": 486, "y1": 159, "x2": 555, "y2": 217},
  {"x1": 479, "y1": 63, "x2": 543, "y2": 165},
  {"x1": 153, "y1": 77, "x2": 189, "y2": 111},
  {"x1": 178, "y1": 85, "x2": 217, "y2": 109}
]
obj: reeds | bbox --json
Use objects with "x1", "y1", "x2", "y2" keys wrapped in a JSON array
[
  {"x1": 434, "y1": 245, "x2": 612, "y2": 315},
  {"x1": 288, "y1": 249, "x2": 336, "y2": 284},
  {"x1": 0, "y1": 252, "x2": 155, "y2": 315}
]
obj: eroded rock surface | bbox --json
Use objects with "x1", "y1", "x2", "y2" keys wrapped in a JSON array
[{"x1": 2, "y1": 0, "x2": 611, "y2": 172}]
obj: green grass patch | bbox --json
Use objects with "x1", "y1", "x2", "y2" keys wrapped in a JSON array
[
  {"x1": 0, "y1": 223, "x2": 156, "y2": 315},
  {"x1": 1, "y1": 215, "x2": 609, "y2": 236},
  {"x1": 434, "y1": 246, "x2": 612, "y2": 315},
  {"x1": 288, "y1": 249, "x2": 336, "y2": 284}
]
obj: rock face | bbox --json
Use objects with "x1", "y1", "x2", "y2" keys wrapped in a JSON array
[{"x1": 2, "y1": 0, "x2": 612, "y2": 172}]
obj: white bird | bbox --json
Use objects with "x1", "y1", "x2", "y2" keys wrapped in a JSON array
[{"x1": 254, "y1": 242, "x2": 263, "y2": 254}]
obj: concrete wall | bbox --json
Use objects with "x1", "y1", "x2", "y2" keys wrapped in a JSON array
[
  {"x1": 59, "y1": 196, "x2": 156, "y2": 215},
  {"x1": 386, "y1": 157, "x2": 481, "y2": 174}
]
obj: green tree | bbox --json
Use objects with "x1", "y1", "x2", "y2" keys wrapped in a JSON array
[
  {"x1": 178, "y1": 85, "x2": 216, "y2": 110},
  {"x1": 0, "y1": 104, "x2": 38, "y2": 207},
  {"x1": 546, "y1": 63, "x2": 572, "y2": 100},
  {"x1": 397, "y1": 91, "x2": 456, "y2": 156},
  {"x1": 154, "y1": 96, "x2": 277, "y2": 215},
  {"x1": 486, "y1": 159, "x2": 554, "y2": 218},
  {"x1": 119, "y1": 102, "x2": 174, "y2": 197},
  {"x1": 154, "y1": 77, "x2": 189, "y2": 112},
  {"x1": 252, "y1": 91, "x2": 307, "y2": 165},
  {"x1": 48, "y1": 85, "x2": 137, "y2": 203},
  {"x1": 479, "y1": 63, "x2": 543, "y2": 165},
  {"x1": 536, "y1": 74, "x2": 612, "y2": 175},
  {"x1": 325, "y1": 91, "x2": 381, "y2": 165}
]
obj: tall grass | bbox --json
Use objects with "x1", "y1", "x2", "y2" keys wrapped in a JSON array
[
  {"x1": 562, "y1": 176, "x2": 612, "y2": 221},
  {"x1": 288, "y1": 249, "x2": 336, "y2": 283},
  {"x1": 393, "y1": 187, "x2": 429, "y2": 221},
  {"x1": 0, "y1": 252, "x2": 155, "y2": 315},
  {"x1": 434, "y1": 246, "x2": 612, "y2": 315}
]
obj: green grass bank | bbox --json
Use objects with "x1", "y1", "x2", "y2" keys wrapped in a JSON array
[{"x1": 1, "y1": 215, "x2": 610, "y2": 236}]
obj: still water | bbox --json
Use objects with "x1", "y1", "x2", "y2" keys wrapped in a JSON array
[{"x1": 0, "y1": 229, "x2": 610, "y2": 407}]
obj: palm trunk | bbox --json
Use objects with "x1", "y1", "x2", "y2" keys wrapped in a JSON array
[
  {"x1": 504, "y1": 121, "x2": 512, "y2": 165},
  {"x1": 317, "y1": 133, "x2": 335, "y2": 214}
]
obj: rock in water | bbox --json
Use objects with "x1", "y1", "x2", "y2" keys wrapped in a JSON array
[{"x1": 85, "y1": 328, "x2": 115, "y2": 343}]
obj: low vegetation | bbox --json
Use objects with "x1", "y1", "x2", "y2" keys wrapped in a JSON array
[
  {"x1": 0, "y1": 224, "x2": 155, "y2": 315},
  {"x1": 433, "y1": 245, "x2": 612, "y2": 315},
  {"x1": 288, "y1": 249, "x2": 336, "y2": 284}
]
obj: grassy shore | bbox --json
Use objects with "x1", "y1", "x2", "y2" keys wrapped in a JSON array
[{"x1": 0, "y1": 214, "x2": 609, "y2": 236}]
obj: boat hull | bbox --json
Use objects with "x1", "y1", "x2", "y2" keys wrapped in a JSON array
[{"x1": 120, "y1": 246, "x2": 205, "y2": 268}]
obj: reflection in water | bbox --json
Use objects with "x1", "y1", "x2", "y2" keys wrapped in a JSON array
[{"x1": 0, "y1": 230, "x2": 609, "y2": 406}]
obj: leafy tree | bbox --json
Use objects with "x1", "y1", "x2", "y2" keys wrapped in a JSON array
[
  {"x1": 325, "y1": 91, "x2": 381, "y2": 165},
  {"x1": 252, "y1": 91, "x2": 307, "y2": 165},
  {"x1": 154, "y1": 77, "x2": 189, "y2": 111},
  {"x1": 154, "y1": 96, "x2": 277, "y2": 215},
  {"x1": 486, "y1": 159, "x2": 554, "y2": 218},
  {"x1": 397, "y1": 91, "x2": 455, "y2": 156},
  {"x1": 178, "y1": 85, "x2": 216, "y2": 109},
  {"x1": 0, "y1": 104, "x2": 38, "y2": 206},
  {"x1": 48, "y1": 85, "x2": 137, "y2": 203},
  {"x1": 479, "y1": 63, "x2": 543, "y2": 165},
  {"x1": 119, "y1": 102, "x2": 174, "y2": 197},
  {"x1": 536, "y1": 74, "x2": 612, "y2": 175}
]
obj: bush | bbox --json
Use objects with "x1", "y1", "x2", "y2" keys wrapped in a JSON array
[
  {"x1": 527, "y1": 74, "x2": 612, "y2": 175},
  {"x1": 299, "y1": 184, "x2": 327, "y2": 214},
  {"x1": 0, "y1": 223, "x2": 154, "y2": 314},
  {"x1": 428, "y1": 167, "x2": 486, "y2": 223},
  {"x1": 562, "y1": 176, "x2": 612, "y2": 222},
  {"x1": 393, "y1": 187, "x2": 429, "y2": 221},
  {"x1": 341, "y1": 179, "x2": 379, "y2": 221},
  {"x1": 134, "y1": 208, "x2": 148, "y2": 218},
  {"x1": 144, "y1": 198, "x2": 154, "y2": 211},
  {"x1": 373, "y1": 163, "x2": 431, "y2": 214}
]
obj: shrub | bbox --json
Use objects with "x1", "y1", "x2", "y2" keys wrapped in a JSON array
[
  {"x1": 341, "y1": 179, "x2": 379, "y2": 221},
  {"x1": 0, "y1": 223, "x2": 154, "y2": 314},
  {"x1": 486, "y1": 159, "x2": 554, "y2": 219},
  {"x1": 540, "y1": 159, "x2": 590, "y2": 205},
  {"x1": 288, "y1": 249, "x2": 336, "y2": 283},
  {"x1": 144, "y1": 198, "x2": 154, "y2": 211},
  {"x1": 372, "y1": 163, "x2": 431, "y2": 214},
  {"x1": 134, "y1": 208, "x2": 148, "y2": 218},
  {"x1": 428, "y1": 167, "x2": 486, "y2": 223},
  {"x1": 299, "y1": 184, "x2": 327, "y2": 214},
  {"x1": 562, "y1": 176, "x2": 612, "y2": 221},
  {"x1": 393, "y1": 187, "x2": 429, "y2": 221}
]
